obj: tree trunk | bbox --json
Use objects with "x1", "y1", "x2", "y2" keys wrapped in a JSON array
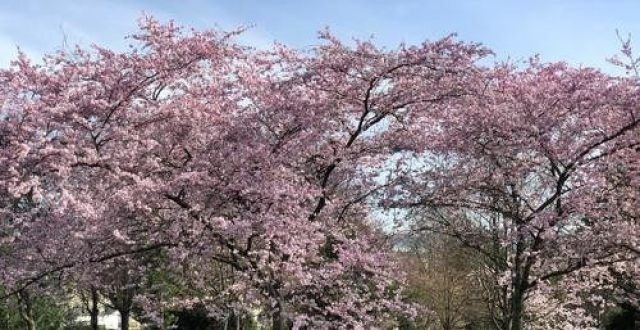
[
  {"x1": 510, "y1": 227, "x2": 529, "y2": 330},
  {"x1": 225, "y1": 310, "x2": 242, "y2": 330},
  {"x1": 90, "y1": 287, "x2": 100, "y2": 330},
  {"x1": 271, "y1": 301, "x2": 290, "y2": 330},
  {"x1": 24, "y1": 316, "x2": 36, "y2": 330},
  {"x1": 272, "y1": 313, "x2": 286, "y2": 330},
  {"x1": 17, "y1": 290, "x2": 36, "y2": 330},
  {"x1": 120, "y1": 309, "x2": 130, "y2": 330},
  {"x1": 510, "y1": 287, "x2": 524, "y2": 330},
  {"x1": 271, "y1": 312, "x2": 280, "y2": 330}
]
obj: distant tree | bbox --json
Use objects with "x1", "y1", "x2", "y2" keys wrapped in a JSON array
[{"x1": 401, "y1": 232, "x2": 490, "y2": 329}]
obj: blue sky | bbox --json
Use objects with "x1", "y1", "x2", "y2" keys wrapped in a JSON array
[{"x1": 1, "y1": 1, "x2": 639, "y2": 72}]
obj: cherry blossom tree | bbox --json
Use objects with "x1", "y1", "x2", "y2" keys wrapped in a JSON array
[
  {"x1": 393, "y1": 58, "x2": 640, "y2": 329},
  {"x1": 0, "y1": 16, "x2": 490, "y2": 329}
]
